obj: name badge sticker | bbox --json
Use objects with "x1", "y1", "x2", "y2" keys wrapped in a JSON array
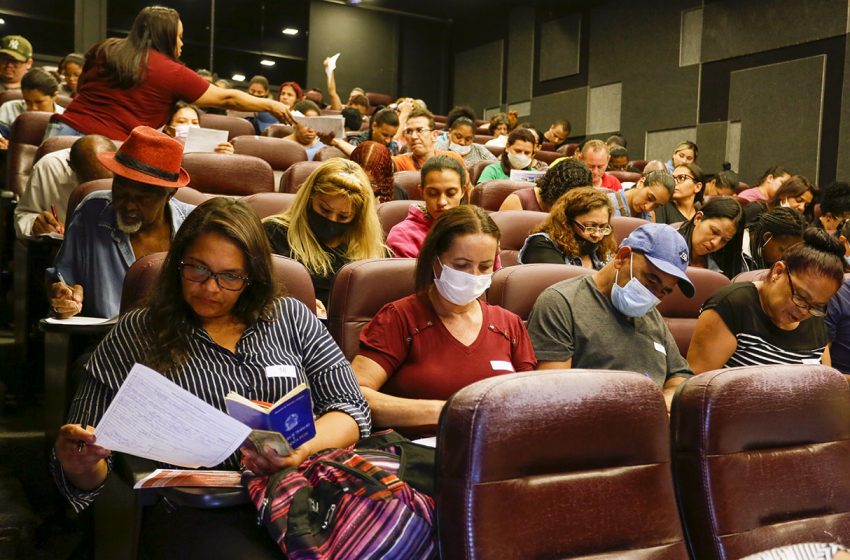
[
  {"x1": 490, "y1": 360, "x2": 515, "y2": 372},
  {"x1": 265, "y1": 365, "x2": 298, "y2": 378},
  {"x1": 653, "y1": 341, "x2": 667, "y2": 355},
  {"x1": 801, "y1": 358, "x2": 821, "y2": 365}
]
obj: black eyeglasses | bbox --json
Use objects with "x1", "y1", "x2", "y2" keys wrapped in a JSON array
[
  {"x1": 179, "y1": 262, "x2": 250, "y2": 291},
  {"x1": 784, "y1": 265, "x2": 826, "y2": 317},
  {"x1": 673, "y1": 174, "x2": 694, "y2": 184},
  {"x1": 571, "y1": 220, "x2": 612, "y2": 236}
]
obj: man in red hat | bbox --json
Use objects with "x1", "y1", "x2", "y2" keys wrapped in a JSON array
[{"x1": 49, "y1": 126, "x2": 195, "y2": 319}]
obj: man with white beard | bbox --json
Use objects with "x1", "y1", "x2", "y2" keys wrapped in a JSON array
[{"x1": 49, "y1": 126, "x2": 194, "y2": 319}]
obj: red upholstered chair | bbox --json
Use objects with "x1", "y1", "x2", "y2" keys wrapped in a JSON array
[
  {"x1": 181, "y1": 153, "x2": 275, "y2": 195},
  {"x1": 377, "y1": 200, "x2": 416, "y2": 239},
  {"x1": 33, "y1": 135, "x2": 79, "y2": 164},
  {"x1": 437, "y1": 370, "x2": 689, "y2": 559},
  {"x1": 486, "y1": 263, "x2": 591, "y2": 320},
  {"x1": 485, "y1": 145, "x2": 504, "y2": 158},
  {"x1": 0, "y1": 90, "x2": 22, "y2": 105},
  {"x1": 474, "y1": 134, "x2": 494, "y2": 145},
  {"x1": 262, "y1": 124, "x2": 294, "y2": 138},
  {"x1": 241, "y1": 192, "x2": 297, "y2": 219},
  {"x1": 671, "y1": 365, "x2": 850, "y2": 560},
  {"x1": 471, "y1": 180, "x2": 536, "y2": 211},
  {"x1": 535, "y1": 150, "x2": 561, "y2": 165},
  {"x1": 231, "y1": 135, "x2": 308, "y2": 187},
  {"x1": 735, "y1": 180, "x2": 750, "y2": 194},
  {"x1": 611, "y1": 215, "x2": 648, "y2": 244},
  {"x1": 393, "y1": 171, "x2": 421, "y2": 200},
  {"x1": 732, "y1": 269, "x2": 768, "y2": 283},
  {"x1": 56, "y1": 95, "x2": 72, "y2": 108},
  {"x1": 557, "y1": 143, "x2": 578, "y2": 156},
  {"x1": 66, "y1": 180, "x2": 209, "y2": 221},
  {"x1": 629, "y1": 159, "x2": 648, "y2": 173},
  {"x1": 319, "y1": 109, "x2": 341, "y2": 116},
  {"x1": 657, "y1": 267, "x2": 730, "y2": 356},
  {"x1": 540, "y1": 141, "x2": 557, "y2": 152},
  {"x1": 6, "y1": 111, "x2": 51, "y2": 195},
  {"x1": 326, "y1": 258, "x2": 417, "y2": 360},
  {"x1": 198, "y1": 113, "x2": 255, "y2": 140},
  {"x1": 489, "y1": 210, "x2": 547, "y2": 266},
  {"x1": 609, "y1": 170, "x2": 641, "y2": 184},
  {"x1": 365, "y1": 92, "x2": 394, "y2": 109},
  {"x1": 279, "y1": 160, "x2": 323, "y2": 194},
  {"x1": 469, "y1": 160, "x2": 498, "y2": 185},
  {"x1": 314, "y1": 146, "x2": 347, "y2": 161}
]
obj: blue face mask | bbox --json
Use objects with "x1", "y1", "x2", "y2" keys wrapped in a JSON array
[{"x1": 611, "y1": 254, "x2": 661, "y2": 317}]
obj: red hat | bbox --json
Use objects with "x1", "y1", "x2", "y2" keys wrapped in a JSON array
[{"x1": 97, "y1": 126, "x2": 190, "y2": 188}]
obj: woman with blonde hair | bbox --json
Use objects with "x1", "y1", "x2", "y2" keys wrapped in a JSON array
[
  {"x1": 519, "y1": 187, "x2": 617, "y2": 269},
  {"x1": 263, "y1": 158, "x2": 385, "y2": 311}
]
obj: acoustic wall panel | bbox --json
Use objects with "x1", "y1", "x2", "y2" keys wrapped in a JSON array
[
  {"x1": 507, "y1": 5, "x2": 534, "y2": 103},
  {"x1": 695, "y1": 121, "x2": 728, "y2": 174},
  {"x1": 587, "y1": 83, "x2": 621, "y2": 135},
  {"x1": 726, "y1": 121, "x2": 742, "y2": 175},
  {"x1": 645, "y1": 127, "x2": 697, "y2": 163},
  {"x1": 539, "y1": 13, "x2": 581, "y2": 81},
  {"x1": 837, "y1": 33, "x2": 850, "y2": 180},
  {"x1": 530, "y1": 88, "x2": 587, "y2": 137},
  {"x1": 680, "y1": 8, "x2": 703, "y2": 67},
  {"x1": 453, "y1": 40, "x2": 504, "y2": 116},
  {"x1": 729, "y1": 56, "x2": 825, "y2": 183}
]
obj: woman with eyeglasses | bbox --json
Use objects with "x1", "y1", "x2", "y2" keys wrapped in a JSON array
[
  {"x1": 52, "y1": 198, "x2": 369, "y2": 557},
  {"x1": 653, "y1": 162, "x2": 704, "y2": 225},
  {"x1": 688, "y1": 228, "x2": 844, "y2": 373},
  {"x1": 519, "y1": 187, "x2": 617, "y2": 270},
  {"x1": 675, "y1": 196, "x2": 745, "y2": 279}
]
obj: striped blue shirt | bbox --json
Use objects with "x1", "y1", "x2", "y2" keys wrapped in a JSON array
[{"x1": 52, "y1": 297, "x2": 371, "y2": 512}]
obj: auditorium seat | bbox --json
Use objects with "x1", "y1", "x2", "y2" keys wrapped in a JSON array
[
  {"x1": 198, "y1": 113, "x2": 255, "y2": 140},
  {"x1": 182, "y1": 153, "x2": 275, "y2": 195},
  {"x1": 278, "y1": 160, "x2": 322, "y2": 193},
  {"x1": 469, "y1": 160, "x2": 497, "y2": 185},
  {"x1": 485, "y1": 145, "x2": 504, "y2": 158},
  {"x1": 377, "y1": 200, "x2": 415, "y2": 239},
  {"x1": 326, "y1": 258, "x2": 416, "y2": 360},
  {"x1": 671, "y1": 365, "x2": 850, "y2": 560},
  {"x1": 319, "y1": 108, "x2": 341, "y2": 116},
  {"x1": 557, "y1": 143, "x2": 578, "y2": 156},
  {"x1": 366, "y1": 92, "x2": 393, "y2": 109},
  {"x1": 5, "y1": 111, "x2": 51, "y2": 195},
  {"x1": 437, "y1": 370, "x2": 689, "y2": 559},
  {"x1": 393, "y1": 170, "x2": 421, "y2": 200},
  {"x1": 471, "y1": 180, "x2": 535, "y2": 211},
  {"x1": 611, "y1": 215, "x2": 648, "y2": 244},
  {"x1": 486, "y1": 263, "x2": 591, "y2": 320},
  {"x1": 540, "y1": 141, "x2": 557, "y2": 152},
  {"x1": 121, "y1": 252, "x2": 316, "y2": 315},
  {"x1": 736, "y1": 180, "x2": 750, "y2": 194},
  {"x1": 732, "y1": 269, "x2": 768, "y2": 283},
  {"x1": 656, "y1": 267, "x2": 730, "y2": 356},
  {"x1": 0, "y1": 90, "x2": 22, "y2": 106},
  {"x1": 33, "y1": 135, "x2": 79, "y2": 164},
  {"x1": 66, "y1": 180, "x2": 209, "y2": 220},
  {"x1": 242, "y1": 192, "x2": 297, "y2": 219},
  {"x1": 609, "y1": 170, "x2": 641, "y2": 184},
  {"x1": 630, "y1": 159, "x2": 648, "y2": 173},
  {"x1": 474, "y1": 134, "x2": 494, "y2": 145},
  {"x1": 535, "y1": 150, "x2": 561, "y2": 165},
  {"x1": 231, "y1": 135, "x2": 308, "y2": 186},
  {"x1": 314, "y1": 145, "x2": 347, "y2": 161},
  {"x1": 489, "y1": 210, "x2": 547, "y2": 266},
  {"x1": 433, "y1": 115, "x2": 448, "y2": 124},
  {"x1": 262, "y1": 123, "x2": 294, "y2": 138}
]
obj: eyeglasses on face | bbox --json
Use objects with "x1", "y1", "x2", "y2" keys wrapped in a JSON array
[
  {"x1": 784, "y1": 265, "x2": 826, "y2": 317},
  {"x1": 571, "y1": 220, "x2": 612, "y2": 236},
  {"x1": 179, "y1": 262, "x2": 250, "y2": 291},
  {"x1": 673, "y1": 174, "x2": 694, "y2": 184},
  {"x1": 403, "y1": 127, "x2": 431, "y2": 137}
]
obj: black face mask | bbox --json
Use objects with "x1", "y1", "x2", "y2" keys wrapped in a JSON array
[
  {"x1": 576, "y1": 237, "x2": 599, "y2": 256},
  {"x1": 307, "y1": 205, "x2": 353, "y2": 243}
]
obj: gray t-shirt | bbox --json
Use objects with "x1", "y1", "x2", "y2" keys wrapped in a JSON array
[{"x1": 527, "y1": 275, "x2": 692, "y2": 387}]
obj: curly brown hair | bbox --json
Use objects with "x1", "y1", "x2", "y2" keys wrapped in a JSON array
[{"x1": 531, "y1": 187, "x2": 617, "y2": 261}]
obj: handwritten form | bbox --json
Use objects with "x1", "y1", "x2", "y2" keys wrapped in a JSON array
[
  {"x1": 183, "y1": 127, "x2": 229, "y2": 153},
  {"x1": 94, "y1": 364, "x2": 252, "y2": 468}
]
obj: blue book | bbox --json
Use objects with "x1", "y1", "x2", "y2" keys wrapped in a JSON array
[{"x1": 224, "y1": 383, "x2": 316, "y2": 451}]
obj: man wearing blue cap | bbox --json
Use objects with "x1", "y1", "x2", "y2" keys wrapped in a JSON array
[{"x1": 527, "y1": 223, "x2": 695, "y2": 410}]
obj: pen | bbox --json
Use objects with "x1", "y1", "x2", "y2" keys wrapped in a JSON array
[
  {"x1": 77, "y1": 440, "x2": 86, "y2": 453},
  {"x1": 50, "y1": 203, "x2": 58, "y2": 222}
]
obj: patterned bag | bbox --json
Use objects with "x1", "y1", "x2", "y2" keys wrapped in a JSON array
[{"x1": 244, "y1": 446, "x2": 436, "y2": 559}]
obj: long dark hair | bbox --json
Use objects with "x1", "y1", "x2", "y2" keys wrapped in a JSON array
[
  {"x1": 677, "y1": 196, "x2": 744, "y2": 278},
  {"x1": 747, "y1": 207, "x2": 806, "y2": 269},
  {"x1": 415, "y1": 206, "x2": 500, "y2": 294},
  {"x1": 146, "y1": 198, "x2": 279, "y2": 372},
  {"x1": 89, "y1": 6, "x2": 181, "y2": 89},
  {"x1": 783, "y1": 227, "x2": 844, "y2": 288}
]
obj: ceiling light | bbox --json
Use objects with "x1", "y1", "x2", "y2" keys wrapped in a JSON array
[
  {"x1": 0, "y1": 19, "x2": 6, "y2": 25},
  {"x1": 231, "y1": 74, "x2": 246, "y2": 82},
  {"x1": 260, "y1": 59, "x2": 275, "y2": 67},
  {"x1": 282, "y1": 28, "x2": 299, "y2": 36}
]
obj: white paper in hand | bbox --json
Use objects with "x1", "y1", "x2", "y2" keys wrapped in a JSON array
[
  {"x1": 94, "y1": 364, "x2": 252, "y2": 468},
  {"x1": 325, "y1": 52, "x2": 340, "y2": 79},
  {"x1": 291, "y1": 115, "x2": 345, "y2": 139},
  {"x1": 183, "y1": 127, "x2": 229, "y2": 153}
]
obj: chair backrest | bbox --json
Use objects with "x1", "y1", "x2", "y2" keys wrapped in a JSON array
[
  {"x1": 486, "y1": 263, "x2": 592, "y2": 320},
  {"x1": 278, "y1": 160, "x2": 323, "y2": 194},
  {"x1": 326, "y1": 258, "x2": 417, "y2": 360},
  {"x1": 0, "y1": 90, "x2": 22, "y2": 105},
  {"x1": 198, "y1": 113, "x2": 256, "y2": 140},
  {"x1": 314, "y1": 145, "x2": 347, "y2": 161},
  {"x1": 469, "y1": 159, "x2": 495, "y2": 185},
  {"x1": 242, "y1": 192, "x2": 297, "y2": 219},
  {"x1": 474, "y1": 134, "x2": 494, "y2": 145},
  {"x1": 33, "y1": 135, "x2": 78, "y2": 164},
  {"x1": 262, "y1": 123, "x2": 294, "y2": 138},
  {"x1": 557, "y1": 143, "x2": 578, "y2": 156},
  {"x1": 365, "y1": 92, "x2": 393, "y2": 109},
  {"x1": 611, "y1": 215, "x2": 648, "y2": 244},
  {"x1": 671, "y1": 365, "x2": 850, "y2": 560},
  {"x1": 540, "y1": 141, "x2": 557, "y2": 152},
  {"x1": 121, "y1": 253, "x2": 316, "y2": 315},
  {"x1": 489, "y1": 210, "x2": 548, "y2": 266},
  {"x1": 231, "y1": 135, "x2": 308, "y2": 187},
  {"x1": 377, "y1": 200, "x2": 416, "y2": 239},
  {"x1": 181, "y1": 152, "x2": 275, "y2": 195},
  {"x1": 393, "y1": 170, "x2": 421, "y2": 200},
  {"x1": 732, "y1": 269, "x2": 768, "y2": 283},
  {"x1": 657, "y1": 267, "x2": 730, "y2": 356},
  {"x1": 629, "y1": 159, "x2": 648, "y2": 173},
  {"x1": 6, "y1": 111, "x2": 51, "y2": 195},
  {"x1": 535, "y1": 150, "x2": 561, "y2": 165},
  {"x1": 485, "y1": 145, "x2": 504, "y2": 158},
  {"x1": 470, "y1": 180, "x2": 534, "y2": 211},
  {"x1": 735, "y1": 180, "x2": 750, "y2": 193},
  {"x1": 438, "y1": 370, "x2": 689, "y2": 560},
  {"x1": 609, "y1": 170, "x2": 641, "y2": 184}
]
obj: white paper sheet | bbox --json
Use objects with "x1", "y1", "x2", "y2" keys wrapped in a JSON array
[
  {"x1": 183, "y1": 127, "x2": 229, "y2": 153},
  {"x1": 412, "y1": 437, "x2": 437, "y2": 448},
  {"x1": 325, "y1": 52, "x2": 340, "y2": 79},
  {"x1": 509, "y1": 169, "x2": 546, "y2": 183},
  {"x1": 94, "y1": 363, "x2": 252, "y2": 468},
  {"x1": 292, "y1": 115, "x2": 345, "y2": 139},
  {"x1": 44, "y1": 316, "x2": 118, "y2": 326}
]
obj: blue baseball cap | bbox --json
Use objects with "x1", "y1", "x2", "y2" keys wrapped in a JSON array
[{"x1": 621, "y1": 223, "x2": 695, "y2": 297}]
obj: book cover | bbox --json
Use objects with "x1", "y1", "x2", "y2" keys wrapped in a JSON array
[{"x1": 225, "y1": 383, "x2": 316, "y2": 450}]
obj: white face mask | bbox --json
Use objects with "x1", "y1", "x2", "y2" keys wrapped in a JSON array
[
  {"x1": 450, "y1": 142, "x2": 472, "y2": 156},
  {"x1": 433, "y1": 258, "x2": 493, "y2": 305},
  {"x1": 507, "y1": 152, "x2": 532, "y2": 169},
  {"x1": 173, "y1": 124, "x2": 198, "y2": 143},
  {"x1": 610, "y1": 254, "x2": 661, "y2": 317}
]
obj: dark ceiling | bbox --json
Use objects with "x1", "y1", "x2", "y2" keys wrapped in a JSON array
[{"x1": 345, "y1": 0, "x2": 532, "y2": 21}]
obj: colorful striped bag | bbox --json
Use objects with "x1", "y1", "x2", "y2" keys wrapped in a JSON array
[{"x1": 244, "y1": 446, "x2": 437, "y2": 559}]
